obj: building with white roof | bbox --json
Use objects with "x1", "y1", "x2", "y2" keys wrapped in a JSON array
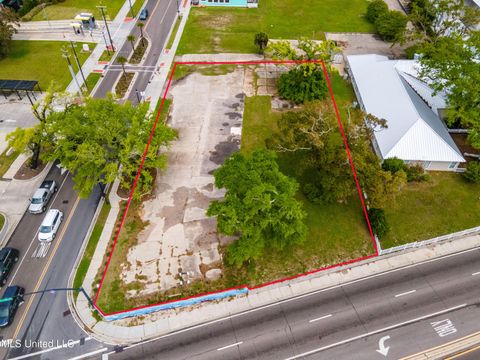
[{"x1": 347, "y1": 54, "x2": 465, "y2": 171}]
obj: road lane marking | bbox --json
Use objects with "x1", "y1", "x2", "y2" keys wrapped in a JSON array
[
  {"x1": 11, "y1": 195, "x2": 81, "y2": 341},
  {"x1": 8, "y1": 172, "x2": 69, "y2": 285},
  {"x1": 284, "y1": 303, "x2": 468, "y2": 360},
  {"x1": 67, "y1": 347, "x2": 108, "y2": 360},
  {"x1": 110, "y1": 247, "x2": 480, "y2": 355},
  {"x1": 9, "y1": 337, "x2": 92, "y2": 359},
  {"x1": 472, "y1": 272, "x2": 480, "y2": 276},
  {"x1": 395, "y1": 290, "x2": 416, "y2": 298},
  {"x1": 217, "y1": 341, "x2": 243, "y2": 351},
  {"x1": 446, "y1": 344, "x2": 480, "y2": 359},
  {"x1": 309, "y1": 314, "x2": 332, "y2": 323},
  {"x1": 431, "y1": 319, "x2": 457, "y2": 337}
]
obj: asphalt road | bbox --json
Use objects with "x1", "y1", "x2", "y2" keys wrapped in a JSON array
[
  {"x1": 94, "y1": 0, "x2": 179, "y2": 103},
  {"x1": 0, "y1": 165, "x2": 105, "y2": 359},
  {"x1": 104, "y1": 247, "x2": 480, "y2": 360}
]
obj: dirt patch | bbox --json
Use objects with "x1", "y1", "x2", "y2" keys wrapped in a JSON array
[{"x1": 14, "y1": 159, "x2": 46, "y2": 180}]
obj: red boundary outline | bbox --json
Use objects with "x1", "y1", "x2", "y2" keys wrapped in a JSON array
[{"x1": 93, "y1": 60, "x2": 379, "y2": 317}]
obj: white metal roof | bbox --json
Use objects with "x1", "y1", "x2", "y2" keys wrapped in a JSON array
[{"x1": 347, "y1": 54, "x2": 464, "y2": 163}]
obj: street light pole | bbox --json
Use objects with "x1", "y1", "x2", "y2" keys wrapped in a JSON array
[
  {"x1": 101, "y1": 31, "x2": 110, "y2": 55},
  {"x1": 97, "y1": 6, "x2": 114, "y2": 51},
  {"x1": 70, "y1": 41, "x2": 88, "y2": 91},
  {"x1": 128, "y1": 0, "x2": 135, "y2": 18},
  {"x1": 62, "y1": 48, "x2": 83, "y2": 95},
  {"x1": 135, "y1": 88, "x2": 141, "y2": 103}
]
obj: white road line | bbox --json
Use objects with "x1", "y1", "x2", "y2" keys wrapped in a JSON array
[
  {"x1": 395, "y1": 289, "x2": 417, "y2": 298},
  {"x1": 9, "y1": 337, "x2": 92, "y2": 360},
  {"x1": 217, "y1": 341, "x2": 243, "y2": 351},
  {"x1": 309, "y1": 314, "x2": 332, "y2": 323},
  {"x1": 284, "y1": 303, "x2": 468, "y2": 360},
  {"x1": 472, "y1": 272, "x2": 480, "y2": 276},
  {"x1": 113, "y1": 247, "x2": 480, "y2": 355},
  {"x1": 67, "y1": 347, "x2": 108, "y2": 360},
  {"x1": 8, "y1": 171, "x2": 69, "y2": 285}
]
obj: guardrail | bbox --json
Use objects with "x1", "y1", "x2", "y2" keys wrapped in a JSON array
[{"x1": 380, "y1": 226, "x2": 480, "y2": 255}]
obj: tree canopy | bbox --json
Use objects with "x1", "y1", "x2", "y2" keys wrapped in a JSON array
[
  {"x1": 277, "y1": 64, "x2": 328, "y2": 104},
  {"x1": 418, "y1": 31, "x2": 480, "y2": 148},
  {"x1": 0, "y1": 8, "x2": 17, "y2": 59},
  {"x1": 207, "y1": 150, "x2": 307, "y2": 268},
  {"x1": 272, "y1": 101, "x2": 406, "y2": 208},
  {"x1": 9, "y1": 94, "x2": 176, "y2": 198}
]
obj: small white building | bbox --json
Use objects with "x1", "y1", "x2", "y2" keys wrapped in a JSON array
[{"x1": 347, "y1": 54, "x2": 465, "y2": 171}]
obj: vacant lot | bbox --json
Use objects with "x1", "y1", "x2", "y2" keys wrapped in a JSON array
[
  {"x1": 30, "y1": 0, "x2": 126, "y2": 21},
  {"x1": 0, "y1": 41, "x2": 89, "y2": 90},
  {"x1": 383, "y1": 173, "x2": 480, "y2": 248},
  {"x1": 177, "y1": 0, "x2": 374, "y2": 54}
]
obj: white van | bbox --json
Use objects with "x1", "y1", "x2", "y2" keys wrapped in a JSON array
[{"x1": 38, "y1": 209, "x2": 63, "y2": 242}]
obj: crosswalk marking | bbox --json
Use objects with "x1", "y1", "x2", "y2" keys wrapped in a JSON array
[{"x1": 32, "y1": 242, "x2": 52, "y2": 258}]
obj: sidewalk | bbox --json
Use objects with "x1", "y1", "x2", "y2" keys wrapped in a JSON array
[
  {"x1": 0, "y1": 160, "x2": 52, "y2": 247},
  {"x1": 74, "y1": 231, "x2": 480, "y2": 344},
  {"x1": 65, "y1": 0, "x2": 143, "y2": 94}
]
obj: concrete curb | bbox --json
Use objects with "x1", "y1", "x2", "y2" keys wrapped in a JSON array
[{"x1": 74, "y1": 232, "x2": 480, "y2": 345}]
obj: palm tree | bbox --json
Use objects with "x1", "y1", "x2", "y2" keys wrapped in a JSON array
[
  {"x1": 137, "y1": 22, "x2": 145, "y2": 47},
  {"x1": 127, "y1": 34, "x2": 136, "y2": 52},
  {"x1": 116, "y1": 56, "x2": 128, "y2": 79}
]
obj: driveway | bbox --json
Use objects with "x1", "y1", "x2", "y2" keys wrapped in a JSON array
[{"x1": 121, "y1": 68, "x2": 246, "y2": 295}]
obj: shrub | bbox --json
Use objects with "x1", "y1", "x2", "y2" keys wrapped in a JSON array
[
  {"x1": 302, "y1": 183, "x2": 323, "y2": 204},
  {"x1": 375, "y1": 10, "x2": 408, "y2": 42},
  {"x1": 405, "y1": 44, "x2": 422, "y2": 59},
  {"x1": 254, "y1": 32, "x2": 269, "y2": 54},
  {"x1": 367, "y1": 207, "x2": 389, "y2": 239},
  {"x1": 382, "y1": 157, "x2": 406, "y2": 174},
  {"x1": 464, "y1": 161, "x2": 480, "y2": 183},
  {"x1": 366, "y1": 0, "x2": 389, "y2": 23},
  {"x1": 405, "y1": 164, "x2": 429, "y2": 182},
  {"x1": 277, "y1": 64, "x2": 328, "y2": 104}
]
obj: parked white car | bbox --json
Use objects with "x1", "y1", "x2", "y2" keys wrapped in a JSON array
[{"x1": 38, "y1": 209, "x2": 63, "y2": 242}]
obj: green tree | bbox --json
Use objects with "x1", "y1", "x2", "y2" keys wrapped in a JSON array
[
  {"x1": 127, "y1": 34, "x2": 136, "y2": 52},
  {"x1": 266, "y1": 38, "x2": 339, "y2": 65},
  {"x1": 464, "y1": 161, "x2": 480, "y2": 183},
  {"x1": 273, "y1": 101, "x2": 406, "y2": 208},
  {"x1": 0, "y1": 7, "x2": 17, "y2": 59},
  {"x1": 39, "y1": 95, "x2": 176, "y2": 198},
  {"x1": 375, "y1": 10, "x2": 408, "y2": 43},
  {"x1": 207, "y1": 150, "x2": 307, "y2": 268},
  {"x1": 116, "y1": 56, "x2": 128, "y2": 78},
  {"x1": 418, "y1": 31, "x2": 480, "y2": 148},
  {"x1": 254, "y1": 32, "x2": 269, "y2": 54},
  {"x1": 277, "y1": 65, "x2": 328, "y2": 104},
  {"x1": 137, "y1": 22, "x2": 146, "y2": 46},
  {"x1": 408, "y1": 0, "x2": 480, "y2": 43},
  {"x1": 366, "y1": 0, "x2": 389, "y2": 23}
]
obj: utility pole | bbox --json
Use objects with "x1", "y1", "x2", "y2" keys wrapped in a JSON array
[
  {"x1": 97, "y1": 6, "x2": 114, "y2": 51},
  {"x1": 62, "y1": 48, "x2": 82, "y2": 96},
  {"x1": 128, "y1": 0, "x2": 135, "y2": 18},
  {"x1": 70, "y1": 41, "x2": 88, "y2": 91},
  {"x1": 135, "y1": 88, "x2": 141, "y2": 103}
]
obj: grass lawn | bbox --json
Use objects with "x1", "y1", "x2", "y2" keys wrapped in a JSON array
[
  {"x1": 0, "y1": 41, "x2": 89, "y2": 90},
  {"x1": 382, "y1": 173, "x2": 480, "y2": 248},
  {"x1": 0, "y1": 148, "x2": 20, "y2": 178},
  {"x1": 166, "y1": 17, "x2": 181, "y2": 49},
  {"x1": 31, "y1": 0, "x2": 126, "y2": 21},
  {"x1": 73, "y1": 200, "x2": 111, "y2": 301},
  {"x1": 0, "y1": 213, "x2": 4, "y2": 232},
  {"x1": 98, "y1": 50, "x2": 115, "y2": 62},
  {"x1": 177, "y1": 0, "x2": 374, "y2": 54},
  {"x1": 83, "y1": 72, "x2": 102, "y2": 94}
]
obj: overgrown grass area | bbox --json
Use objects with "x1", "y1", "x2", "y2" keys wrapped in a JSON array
[
  {"x1": 177, "y1": 0, "x2": 374, "y2": 54},
  {"x1": 73, "y1": 200, "x2": 111, "y2": 301},
  {"x1": 30, "y1": 0, "x2": 125, "y2": 21},
  {"x1": 0, "y1": 41, "x2": 89, "y2": 90},
  {"x1": 0, "y1": 148, "x2": 20, "y2": 178},
  {"x1": 382, "y1": 173, "x2": 480, "y2": 248}
]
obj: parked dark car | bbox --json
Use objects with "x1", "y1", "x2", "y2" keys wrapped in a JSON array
[
  {"x1": 0, "y1": 286, "x2": 24, "y2": 328},
  {"x1": 139, "y1": 8, "x2": 149, "y2": 20},
  {"x1": 0, "y1": 248, "x2": 19, "y2": 286}
]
